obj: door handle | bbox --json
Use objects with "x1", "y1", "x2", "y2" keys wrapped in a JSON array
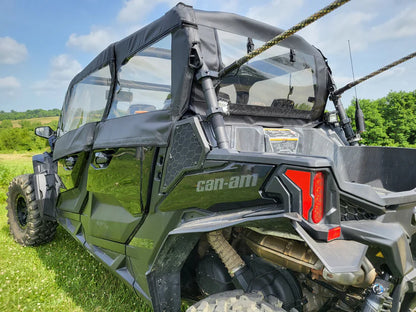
[
  {"x1": 64, "y1": 156, "x2": 77, "y2": 170},
  {"x1": 93, "y1": 152, "x2": 112, "y2": 169},
  {"x1": 95, "y1": 152, "x2": 110, "y2": 165}
]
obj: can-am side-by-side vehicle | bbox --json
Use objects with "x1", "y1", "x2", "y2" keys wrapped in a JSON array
[{"x1": 6, "y1": 2, "x2": 416, "y2": 311}]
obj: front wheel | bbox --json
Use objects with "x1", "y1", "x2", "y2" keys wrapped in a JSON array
[
  {"x1": 6, "y1": 174, "x2": 57, "y2": 246},
  {"x1": 186, "y1": 290, "x2": 287, "y2": 312}
]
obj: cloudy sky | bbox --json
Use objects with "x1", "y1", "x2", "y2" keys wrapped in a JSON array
[{"x1": 0, "y1": 0, "x2": 415, "y2": 112}]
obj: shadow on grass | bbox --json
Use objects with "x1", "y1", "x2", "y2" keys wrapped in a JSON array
[
  {"x1": 35, "y1": 226, "x2": 153, "y2": 312},
  {"x1": 1, "y1": 223, "x2": 11, "y2": 238}
]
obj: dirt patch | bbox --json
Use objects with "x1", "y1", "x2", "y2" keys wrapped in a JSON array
[
  {"x1": 0, "y1": 116, "x2": 59, "y2": 128},
  {"x1": 0, "y1": 153, "x2": 34, "y2": 162}
]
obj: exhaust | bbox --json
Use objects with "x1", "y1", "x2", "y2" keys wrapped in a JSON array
[{"x1": 242, "y1": 229, "x2": 376, "y2": 288}]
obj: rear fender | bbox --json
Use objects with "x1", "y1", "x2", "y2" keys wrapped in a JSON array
[
  {"x1": 148, "y1": 208, "x2": 377, "y2": 312},
  {"x1": 147, "y1": 233, "x2": 200, "y2": 312},
  {"x1": 169, "y1": 209, "x2": 369, "y2": 274},
  {"x1": 146, "y1": 207, "x2": 289, "y2": 312},
  {"x1": 148, "y1": 207, "x2": 366, "y2": 311}
]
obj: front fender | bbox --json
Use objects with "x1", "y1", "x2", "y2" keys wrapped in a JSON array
[{"x1": 32, "y1": 152, "x2": 59, "y2": 220}]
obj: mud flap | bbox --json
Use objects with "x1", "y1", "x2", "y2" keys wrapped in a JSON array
[
  {"x1": 293, "y1": 221, "x2": 368, "y2": 273},
  {"x1": 147, "y1": 233, "x2": 200, "y2": 312},
  {"x1": 341, "y1": 220, "x2": 414, "y2": 277},
  {"x1": 32, "y1": 153, "x2": 59, "y2": 220}
]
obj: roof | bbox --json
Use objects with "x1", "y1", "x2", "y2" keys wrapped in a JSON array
[{"x1": 65, "y1": 3, "x2": 329, "y2": 122}]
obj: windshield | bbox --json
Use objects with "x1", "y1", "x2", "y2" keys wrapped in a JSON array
[
  {"x1": 217, "y1": 31, "x2": 317, "y2": 117},
  {"x1": 59, "y1": 65, "x2": 111, "y2": 136}
]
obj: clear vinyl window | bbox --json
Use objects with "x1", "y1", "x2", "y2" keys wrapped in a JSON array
[
  {"x1": 217, "y1": 30, "x2": 317, "y2": 114},
  {"x1": 60, "y1": 65, "x2": 111, "y2": 135},
  {"x1": 108, "y1": 35, "x2": 172, "y2": 119}
]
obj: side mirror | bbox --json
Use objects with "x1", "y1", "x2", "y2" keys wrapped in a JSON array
[{"x1": 35, "y1": 126, "x2": 54, "y2": 139}]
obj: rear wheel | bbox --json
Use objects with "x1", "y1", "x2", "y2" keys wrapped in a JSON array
[
  {"x1": 400, "y1": 293, "x2": 416, "y2": 311},
  {"x1": 186, "y1": 290, "x2": 287, "y2": 312},
  {"x1": 6, "y1": 174, "x2": 57, "y2": 246}
]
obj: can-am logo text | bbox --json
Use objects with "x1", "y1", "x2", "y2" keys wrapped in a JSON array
[{"x1": 196, "y1": 174, "x2": 258, "y2": 192}]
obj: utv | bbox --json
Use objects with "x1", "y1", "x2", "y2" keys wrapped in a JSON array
[{"x1": 6, "y1": 3, "x2": 416, "y2": 311}]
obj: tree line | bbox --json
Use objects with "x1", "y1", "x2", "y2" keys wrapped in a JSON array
[
  {"x1": 0, "y1": 90, "x2": 415, "y2": 152},
  {"x1": 0, "y1": 118, "x2": 58, "y2": 152},
  {"x1": 0, "y1": 108, "x2": 60, "y2": 121},
  {"x1": 346, "y1": 90, "x2": 416, "y2": 148}
]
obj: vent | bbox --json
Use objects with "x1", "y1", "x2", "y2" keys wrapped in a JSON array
[
  {"x1": 162, "y1": 118, "x2": 209, "y2": 190},
  {"x1": 340, "y1": 199, "x2": 378, "y2": 221}
]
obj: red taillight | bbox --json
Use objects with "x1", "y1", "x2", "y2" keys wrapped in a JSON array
[
  {"x1": 285, "y1": 169, "x2": 312, "y2": 220},
  {"x1": 312, "y1": 172, "x2": 324, "y2": 223},
  {"x1": 285, "y1": 169, "x2": 325, "y2": 224}
]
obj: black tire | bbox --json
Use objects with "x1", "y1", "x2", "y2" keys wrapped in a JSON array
[
  {"x1": 400, "y1": 293, "x2": 416, "y2": 312},
  {"x1": 186, "y1": 290, "x2": 287, "y2": 312},
  {"x1": 6, "y1": 174, "x2": 57, "y2": 246}
]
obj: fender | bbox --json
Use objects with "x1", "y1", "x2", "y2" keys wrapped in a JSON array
[
  {"x1": 146, "y1": 206, "x2": 287, "y2": 312},
  {"x1": 32, "y1": 152, "x2": 60, "y2": 220},
  {"x1": 169, "y1": 209, "x2": 368, "y2": 274},
  {"x1": 147, "y1": 206, "x2": 368, "y2": 312},
  {"x1": 147, "y1": 233, "x2": 200, "y2": 312}
]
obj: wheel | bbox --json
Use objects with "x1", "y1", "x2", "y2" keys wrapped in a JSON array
[
  {"x1": 6, "y1": 174, "x2": 57, "y2": 246},
  {"x1": 400, "y1": 293, "x2": 416, "y2": 312},
  {"x1": 186, "y1": 290, "x2": 287, "y2": 312}
]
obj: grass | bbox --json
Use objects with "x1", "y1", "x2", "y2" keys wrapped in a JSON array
[{"x1": 0, "y1": 154, "x2": 153, "y2": 312}]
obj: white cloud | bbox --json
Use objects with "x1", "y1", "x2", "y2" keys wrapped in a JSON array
[
  {"x1": 32, "y1": 54, "x2": 82, "y2": 95},
  {"x1": 332, "y1": 75, "x2": 352, "y2": 88},
  {"x1": 117, "y1": 0, "x2": 150, "y2": 23},
  {"x1": 66, "y1": 0, "x2": 180, "y2": 54},
  {"x1": 0, "y1": 76, "x2": 21, "y2": 89},
  {"x1": 247, "y1": 0, "x2": 304, "y2": 27},
  {"x1": 0, "y1": 36, "x2": 28, "y2": 64},
  {"x1": 0, "y1": 76, "x2": 21, "y2": 96},
  {"x1": 370, "y1": 6, "x2": 416, "y2": 41},
  {"x1": 66, "y1": 28, "x2": 115, "y2": 53},
  {"x1": 300, "y1": 1, "x2": 416, "y2": 56},
  {"x1": 117, "y1": 0, "x2": 177, "y2": 24},
  {"x1": 49, "y1": 54, "x2": 82, "y2": 81},
  {"x1": 300, "y1": 11, "x2": 375, "y2": 55},
  {"x1": 218, "y1": 0, "x2": 241, "y2": 13}
]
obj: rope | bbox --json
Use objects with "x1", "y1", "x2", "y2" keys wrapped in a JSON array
[
  {"x1": 334, "y1": 51, "x2": 416, "y2": 96},
  {"x1": 219, "y1": 0, "x2": 351, "y2": 77}
]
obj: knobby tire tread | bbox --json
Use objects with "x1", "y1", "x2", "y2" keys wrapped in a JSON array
[{"x1": 6, "y1": 174, "x2": 57, "y2": 246}]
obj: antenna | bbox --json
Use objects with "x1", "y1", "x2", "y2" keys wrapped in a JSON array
[
  {"x1": 348, "y1": 40, "x2": 358, "y2": 101},
  {"x1": 348, "y1": 40, "x2": 365, "y2": 134}
]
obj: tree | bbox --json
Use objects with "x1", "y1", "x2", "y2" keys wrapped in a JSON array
[
  {"x1": 0, "y1": 108, "x2": 60, "y2": 121},
  {"x1": 383, "y1": 91, "x2": 416, "y2": 147},
  {"x1": 347, "y1": 90, "x2": 416, "y2": 147},
  {"x1": 0, "y1": 120, "x2": 13, "y2": 129}
]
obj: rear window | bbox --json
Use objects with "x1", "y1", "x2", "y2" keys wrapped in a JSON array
[
  {"x1": 107, "y1": 35, "x2": 171, "y2": 119},
  {"x1": 217, "y1": 31, "x2": 317, "y2": 117}
]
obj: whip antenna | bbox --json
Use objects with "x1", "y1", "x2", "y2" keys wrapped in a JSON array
[
  {"x1": 219, "y1": 0, "x2": 351, "y2": 77},
  {"x1": 348, "y1": 40, "x2": 358, "y2": 100},
  {"x1": 348, "y1": 40, "x2": 365, "y2": 133}
]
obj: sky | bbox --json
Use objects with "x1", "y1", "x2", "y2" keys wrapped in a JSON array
[{"x1": 0, "y1": 0, "x2": 415, "y2": 112}]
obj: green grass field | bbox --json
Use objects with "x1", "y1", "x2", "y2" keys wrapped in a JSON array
[{"x1": 0, "y1": 154, "x2": 152, "y2": 312}]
